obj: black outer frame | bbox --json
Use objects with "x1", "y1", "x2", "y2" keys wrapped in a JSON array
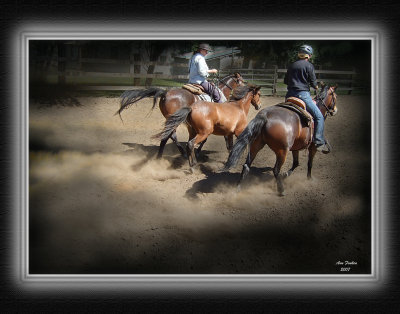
[{"x1": 1, "y1": 14, "x2": 399, "y2": 313}]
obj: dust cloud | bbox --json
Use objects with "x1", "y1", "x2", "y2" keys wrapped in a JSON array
[{"x1": 29, "y1": 95, "x2": 372, "y2": 274}]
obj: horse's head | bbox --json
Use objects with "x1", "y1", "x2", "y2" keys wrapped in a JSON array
[
  {"x1": 317, "y1": 82, "x2": 338, "y2": 117},
  {"x1": 250, "y1": 85, "x2": 262, "y2": 110},
  {"x1": 233, "y1": 72, "x2": 245, "y2": 86},
  {"x1": 219, "y1": 73, "x2": 245, "y2": 97}
]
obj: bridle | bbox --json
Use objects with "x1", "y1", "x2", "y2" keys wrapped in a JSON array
[
  {"x1": 316, "y1": 86, "x2": 337, "y2": 118},
  {"x1": 218, "y1": 74, "x2": 244, "y2": 90}
]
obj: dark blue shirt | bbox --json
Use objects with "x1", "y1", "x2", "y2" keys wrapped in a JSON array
[{"x1": 284, "y1": 59, "x2": 318, "y2": 92}]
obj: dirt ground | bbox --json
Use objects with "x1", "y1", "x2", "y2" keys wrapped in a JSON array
[{"x1": 29, "y1": 92, "x2": 371, "y2": 275}]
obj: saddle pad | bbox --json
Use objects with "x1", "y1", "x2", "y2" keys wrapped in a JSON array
[
  {"x1": 276, "y1": 103, "x2": 313, "y2": 127},
  {"x1": 286, "y1": 97, "x2": 306, "y2": 110},
  {"x1": 198, "y1": 94, "x2": 212, "y2": 102},
  {"x1": 182, "y1": 84, "x2": 205, "y2": 95}
]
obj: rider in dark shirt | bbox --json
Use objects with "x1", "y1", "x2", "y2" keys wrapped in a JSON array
[{"x1": 284, "y1": 45, "x2": 330, "y2": 153}]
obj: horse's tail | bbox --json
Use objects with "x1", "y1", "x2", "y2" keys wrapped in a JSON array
[
  {"x1": 222, "y1": 112, "x2": 267, "y2": 171},
  {"x1": 115, "y1": 87, "x2": 167, "y2": 119},
  {"x1": 153, "y1": 107, "x2": 192, "y2": 141}
]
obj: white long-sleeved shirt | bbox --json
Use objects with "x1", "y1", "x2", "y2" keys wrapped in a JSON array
[{"x1": 188, "y1": 53, "x2": 209, "y2": 84}]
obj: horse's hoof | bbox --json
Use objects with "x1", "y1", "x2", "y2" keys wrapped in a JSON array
[
  {"x1": 190, "y1": 167, "x2": 195, "y2": 174},
  {"x1": 236, "y1": 185, "x2": 242, "y2": 193},
  {"x1": 282, "y1": 171, "x2": 290, "y2": 178},
  {"x1": 278, "y1": 191, "x2": 286, "y2": 197}
]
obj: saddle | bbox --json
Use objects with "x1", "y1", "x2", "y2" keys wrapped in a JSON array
[
  {"x1": 181, "y1": 83, "x2": 227, "y2": 103},
  {"x1": 182, "y1": 83, "x2": 205, "y2": 95},
  {"x1": 276, "y1": 97, "x2": 314, "y2": 127}
]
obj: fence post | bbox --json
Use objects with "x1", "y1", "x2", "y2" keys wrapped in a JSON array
[
  {"x1": 273, "y1": 65, "x2": 278, "y2": 96},
  {"x1": 348, "y1": 67, "x2": 355, "y2": 95},
  {"x1": 75, "y1": 42, "x2": 82, "y2": 77},
  {"x1": 130, "y1": 44, "x2": 141, "y2": 86}
]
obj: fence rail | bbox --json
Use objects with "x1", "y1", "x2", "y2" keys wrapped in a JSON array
[{"x1": 55, "y1": 57, "x2": 359, "y2": 96}]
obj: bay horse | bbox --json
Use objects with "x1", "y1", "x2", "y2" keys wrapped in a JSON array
[
  {"x1": 116, "y1": 73, "x2": 244, "y2": 158},
  {"x1": 222, "y1": 83, "x2": 338, "y2": 196},
  {"x1": 155, "y1": 84, "x2": 262, "y2": 171}
]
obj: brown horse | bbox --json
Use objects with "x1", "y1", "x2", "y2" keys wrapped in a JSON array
[
  {"x1": 116, "y1": 73, "x2": 244, "y2": 158},
  {"x1": 222, "y1": 83, "x2": 338, "y2": 196},
  {"x1": 156, "y1": 84, "x2": 262, "y2": 171}
]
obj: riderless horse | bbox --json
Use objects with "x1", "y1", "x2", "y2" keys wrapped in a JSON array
[{"x1": 155, "y1": 84, "x2": 261, "y2": 171}]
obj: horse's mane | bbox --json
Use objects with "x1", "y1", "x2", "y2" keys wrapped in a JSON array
[
  {"x1": 230, "y1": 84, "x2": 257, "y2": 101},
  {"x1": 316, "y1": 85, "x2": 329, "y2": 100}
]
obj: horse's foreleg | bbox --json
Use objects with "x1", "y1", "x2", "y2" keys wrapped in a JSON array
[
  {"x1": 274, "y1": 149, "x2": 288, "y2": 196},
  {"x1": 170, "y1": 130, "x2": 187, "y2": 158},
  {"x1": 282, "y1": 150, "x2": 299, "y2": 178},
  {"x1": 307, "y1": 144, "x2": 317, "y2": 179}
]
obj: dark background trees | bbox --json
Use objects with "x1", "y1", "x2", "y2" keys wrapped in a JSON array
[{"x1": 29, "y1": 39, "x2": 371, "y2": 99}]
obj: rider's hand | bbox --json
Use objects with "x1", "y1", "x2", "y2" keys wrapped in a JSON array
[{"x1": 209, "y1": 69, "x2": 218, "y2": 74}]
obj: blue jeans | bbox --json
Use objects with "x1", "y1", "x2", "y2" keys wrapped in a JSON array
[
  {"x1": 286, "y1": 89, "x2": 325, "y2": 145},
  {"x1": 201, "y1": 81, "x2": 222, "y2": 103}
]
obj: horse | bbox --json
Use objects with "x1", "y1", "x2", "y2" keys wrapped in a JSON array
[
  {"x1": 155, "y1": 84, "x2": 262, "y2": 171},
  {"x1": 222, "y1": 83, "x2": 338, "y2": 196},
  {"x1": 116, "y1": 73, "x2": 245, "y2": 158}
]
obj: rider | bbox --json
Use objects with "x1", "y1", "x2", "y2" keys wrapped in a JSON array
[
  {"x1": 188, "y1": 43, "x2": 222, "y2": 103},
  {"x1": 284, "y1": 44, "x2": 330, "y2": 153}
]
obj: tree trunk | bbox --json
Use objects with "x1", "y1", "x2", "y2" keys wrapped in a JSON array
[{"x1": 145, "y1": 64, "x2": 155, "y2": 86}]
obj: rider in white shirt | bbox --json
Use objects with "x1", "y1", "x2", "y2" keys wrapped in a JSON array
[{"x1": 188, "y1": 43, "x2": 222, "y2": 102}]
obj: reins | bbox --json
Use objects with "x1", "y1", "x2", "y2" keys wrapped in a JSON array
[
  {"x1": 218, "y1": 75, "x2": 242, "y2": 90},
  {"x1": 317, "y1": 87, "x2": 336, "y2": 118}
]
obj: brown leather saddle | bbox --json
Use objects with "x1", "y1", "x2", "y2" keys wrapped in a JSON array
[
  {"x1": 182, "y1": 83, "x2": 205, "y2": 95},
  {"x1": 276, "y1": 97, "x2": 314, "y2": 127}
]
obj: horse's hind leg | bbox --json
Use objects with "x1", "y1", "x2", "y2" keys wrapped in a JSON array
[
  {"x1": 237, "y1": 139, "x2": 264, "y2": 191},
  {"x1": 196, "y1": 138, "x2": 207, "y2": 159},
  {"x1": 157, "y1": 137, "x2": 169, "y2": 159},
  {"x1": 186, "y1": 137, "x2": 197, "y2": 170},
  {"x1": 171, "y1": 130, "x2": 187, "y2": 158},
  {"x1": 282, "y1": 150, "x2": 299, "y2": 178},
  {"x1": 273, "y1": 149, "x2": 288, "y2": 196},
  {"x1": 187, "y1": 134, "x2": 208, "y2": 172},
  {"x1": 225, "y1": 135, "x2": 234, "y2": 151},
  {"x1": 237, "y1": 152, "x2": 252, "y2": 191}
]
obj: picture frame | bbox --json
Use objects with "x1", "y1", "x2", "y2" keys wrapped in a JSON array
[{"x1": 12, "y1": 21, "x2": 384, "y2": 297}]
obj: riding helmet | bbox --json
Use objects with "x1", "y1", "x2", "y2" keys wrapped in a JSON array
[{"x1": 299, "y1": 44, "x2": 313, "y2": 55}]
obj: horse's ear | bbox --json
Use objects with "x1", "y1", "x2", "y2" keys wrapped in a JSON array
[
  {"x1": 320, "y1": 81, "x2": 325, "y2": 88},
  {"x1": 332, "y1": 83, "x2": 339, "y2": 90}
]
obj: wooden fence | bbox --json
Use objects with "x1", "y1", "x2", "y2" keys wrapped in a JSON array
[
  {"x1": 56, "y1": 57, "x2": 359, "y2": 96},
  {"x1": 220, "y1": 68, "x2": 357, "y2": 96}
]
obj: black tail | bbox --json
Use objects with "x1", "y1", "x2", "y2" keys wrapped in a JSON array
[
  {"x1": 115, "y1": 87, "x2": 167, "y2": 119},
  {"x1": 222, "y1": 113, "x2": 267, "y2": 171},
  {"x1": 153, "y1": 107, "x2": 192, "y2": 141}
]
